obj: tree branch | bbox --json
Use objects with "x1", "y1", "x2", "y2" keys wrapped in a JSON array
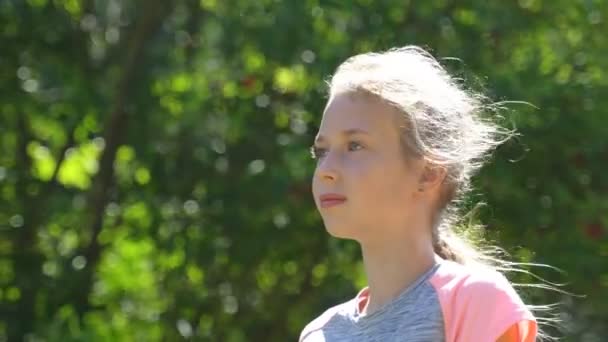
[{"x1": 73, "y1": 0, "x2": 174, "y2": 316}]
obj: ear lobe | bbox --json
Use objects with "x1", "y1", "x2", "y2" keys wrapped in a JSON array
[{"x1": 418, "y1": 163, "x2": 447, "y2": 192}]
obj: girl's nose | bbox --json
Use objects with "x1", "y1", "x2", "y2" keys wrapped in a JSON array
[{"x1": 316, "y1": 153, "x2": 340, "y2": 182}]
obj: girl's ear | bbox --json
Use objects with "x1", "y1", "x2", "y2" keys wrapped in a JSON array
[{"x1": 417, "y1": 162, "x2": 447, "y2": 192}]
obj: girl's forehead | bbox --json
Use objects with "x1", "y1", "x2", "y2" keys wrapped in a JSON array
[
  {"x1": 314, "y1": 128, "x2": 371, "y2": 144},
  {"x1": 319, "y1": 94, "x2": 399, "y2": 135}
]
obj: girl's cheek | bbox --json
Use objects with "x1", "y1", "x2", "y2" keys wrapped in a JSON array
[
  {"x1": 347, "y1": 159, "x2": 372, "y2": 180},
  {"x1": 350, "y1": 153, "x2": 376, "y2": 172},
  {"x1": 311, "y1": 172, "x2": 320, "y2": 192}
]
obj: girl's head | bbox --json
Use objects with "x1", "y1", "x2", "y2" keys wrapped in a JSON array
[
  {"x1": 311, "y1": 46, "x2": 509, "y2": 260},
  {"x1": 311, "y1": 46, "x2": 560, "y2": 340}
]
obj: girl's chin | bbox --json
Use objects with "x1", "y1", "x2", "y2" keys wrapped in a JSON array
[{"x1": 324, "y1": 223, "x2": 359, "y2": 240}]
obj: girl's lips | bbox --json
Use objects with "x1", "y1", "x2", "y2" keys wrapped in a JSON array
[
  {"x1": 319, "y1": 193, "x2": 347, "y2": 208},
  {"x1": 320, "y1": 199, "x2": 346, "y2": 208}
]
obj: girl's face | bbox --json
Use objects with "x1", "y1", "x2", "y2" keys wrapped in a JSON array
[{"x1": 311, "y1": 93, "x2": 427, "y2": 243}]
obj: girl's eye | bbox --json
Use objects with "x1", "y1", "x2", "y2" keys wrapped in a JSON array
[
  {"x1": 348, "y1": 141, "x2": 363, "y2": 151},
  {"x1": 310, "y1": 146, "x2": 327, "y2": 159},
  {"x1": 310, "y1": 142, "x2": 363, "y2": 159}
]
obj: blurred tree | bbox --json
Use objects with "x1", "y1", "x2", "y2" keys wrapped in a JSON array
[{"x1": 0, "y1": 0, "x2": 606, "y2": 341}]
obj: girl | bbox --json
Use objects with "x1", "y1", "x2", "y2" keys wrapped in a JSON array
[{"x1": 300, "y1": 46, "x2": 541, "y2": 342}]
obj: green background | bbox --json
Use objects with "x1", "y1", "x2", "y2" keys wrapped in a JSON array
[{"x1": 1, "y1": 0, "x2": 606, "y2": 340}]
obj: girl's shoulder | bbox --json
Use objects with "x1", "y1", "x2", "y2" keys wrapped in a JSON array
[
  {"x1": 429, "y1": 259, "x2": 537, "y2": 342},
  {"x1": 298, "y1": 298, "x2": 352, "y2": 342},
  {"x1": 430, "y1": 258, "x2": 516, "y2": 294}
]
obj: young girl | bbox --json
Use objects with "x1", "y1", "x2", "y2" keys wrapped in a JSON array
[{"x1": 300, "y1": 46, "x2": 539, "y2": 342}]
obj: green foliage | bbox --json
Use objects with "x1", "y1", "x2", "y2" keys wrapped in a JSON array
[{"x1": 1, "y1": 0, "x2": 606, "y2": 340}]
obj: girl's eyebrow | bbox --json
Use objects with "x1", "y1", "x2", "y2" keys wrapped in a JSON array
[{"x1": 315, "y1": 128, "x2": 370, "y2": 143}]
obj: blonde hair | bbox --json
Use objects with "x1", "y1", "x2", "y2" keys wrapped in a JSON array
[{"x1": 328, "y1": 45, "x2": 564, "y2": 340}]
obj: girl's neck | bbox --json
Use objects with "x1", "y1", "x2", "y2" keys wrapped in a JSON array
[{"x1": 360, "y1": 236, "x2": 439, "y2": 315}]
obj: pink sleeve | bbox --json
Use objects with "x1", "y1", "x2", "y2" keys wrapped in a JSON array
[{"x1": 430, "y1": 265, "x2": 537, "y2": 342}]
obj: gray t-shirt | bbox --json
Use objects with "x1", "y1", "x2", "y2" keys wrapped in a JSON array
[{"x1": 299, "y1": 263, "x2": 445, "y2": 342}]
